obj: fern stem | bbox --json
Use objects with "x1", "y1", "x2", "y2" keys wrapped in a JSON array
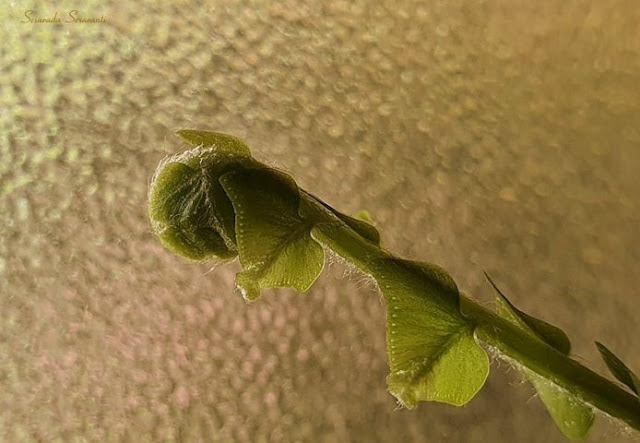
[{"x1": 460, "y1": 298, "x2": 640, "y2": 431}]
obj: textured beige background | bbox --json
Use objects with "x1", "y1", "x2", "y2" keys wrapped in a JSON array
[{"x1": 1, "y1": 1, "x2": 640, "y2": 442}]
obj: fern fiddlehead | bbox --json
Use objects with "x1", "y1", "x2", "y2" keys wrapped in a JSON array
[{"x1": 149, "y1": 130, "x2": 640, "y2": 439}]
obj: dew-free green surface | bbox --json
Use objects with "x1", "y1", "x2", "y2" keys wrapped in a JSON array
[
  {"x1": 376, "y1": 258, "x2": 489, "y2": 408},
  {"x1": 220, "y1": 168, "x2": 325, "y2": 301},
  {"x1": 2, "y1": 1, "x2": 640, "y2": 442},
  {"x1": 493, "y1": 281, "x2": 595, "y2": 439}
]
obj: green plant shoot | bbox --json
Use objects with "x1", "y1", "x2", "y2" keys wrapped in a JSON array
[{"x1": 148, "y1": 130, "x2": 640, "y2": 439}]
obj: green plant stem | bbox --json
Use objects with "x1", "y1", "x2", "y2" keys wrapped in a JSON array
[
  {"x1": 461, "y1": 298, "x2": 640, "y2": 431},
  {"x1": 316, "y1": 216, "x2": 640, "y2": 432}
]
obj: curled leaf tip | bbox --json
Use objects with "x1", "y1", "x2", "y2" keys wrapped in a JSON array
[{"x1": 148, "y1": 131, "x2": 260, "y2": 263}]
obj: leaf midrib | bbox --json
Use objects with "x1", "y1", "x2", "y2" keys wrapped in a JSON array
[
  {"x1": 401, "y1": 325, "x2": 471, "y2": 386},
  {"x1": 249, "y1": 218, "x2": 313, "y2": 280}
]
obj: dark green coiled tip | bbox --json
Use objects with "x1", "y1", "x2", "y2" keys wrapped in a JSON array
[{"x1": 148, "y1": 130, "x2": 256, "y2": 261}]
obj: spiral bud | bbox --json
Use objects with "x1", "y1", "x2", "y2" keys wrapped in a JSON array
[{"x1": 148, "y1": 130, "x2": 257, "y2": 261}]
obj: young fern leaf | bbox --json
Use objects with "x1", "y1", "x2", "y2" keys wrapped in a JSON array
[
  {"x1": 311, "y1": 224, "x2": 489, "y2": 407},
  {"x1": 376, "y1": 258, "x2": 489, "y2": 407},
  {"x1": 149, "y1": 130, "x2": 640, "y2": 439},
  {"x1": 148, "y1": 133, "x2": 256, "y2": 260},
  {"x1": 485, "y1": 272, "x2": 571, "y2": 354},
  {"x1": 595, "y1": 342, "x2": 640, "y2": 396},
  {"x1": 487, "y1": 274, "x2": 595, "y2": 439},
  {"x1": 219, "y1": 168, "x2": 325, "y2": 301}
]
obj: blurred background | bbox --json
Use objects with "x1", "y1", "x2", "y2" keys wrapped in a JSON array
[{"x1": 1, "y1": 1, "x2": 639, "y2": 441}]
